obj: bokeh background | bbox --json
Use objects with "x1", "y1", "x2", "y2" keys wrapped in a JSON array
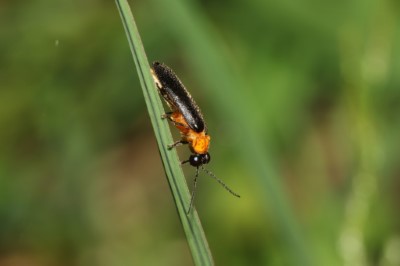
[{"x1": 1, "y1": 0, "x2": 399, "y2": 265}]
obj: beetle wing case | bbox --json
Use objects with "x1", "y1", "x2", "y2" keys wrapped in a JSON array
[{"x1": 152, "y1": 62, "x2": 206, "y2": 133}]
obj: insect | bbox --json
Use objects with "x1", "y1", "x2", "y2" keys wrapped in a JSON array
[{"x1": 151, "y1": 61, "x2": 240, "y2": 214}]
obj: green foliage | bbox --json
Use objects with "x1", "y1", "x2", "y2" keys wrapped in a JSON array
[{"x1": 0, "y1": 0, "x2": 399, "y2": 265}]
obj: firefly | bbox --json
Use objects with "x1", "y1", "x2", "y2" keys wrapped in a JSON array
[{"x1": 151, "y1": 61, "x2": 240, "y2": 214}]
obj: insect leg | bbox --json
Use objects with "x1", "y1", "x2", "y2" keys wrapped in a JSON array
[
  {"x1": 162, "y1": 112, "x2": 188, "y2": 129},
  {"x1": 168, "y1": 140, "x2": 188, "y2": 149},
  {"x1": 161, "y1": 112, "x2": 173, "y2": 119}
]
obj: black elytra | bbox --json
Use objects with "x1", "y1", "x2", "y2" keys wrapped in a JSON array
[{"x1": 152, "y1": 61, "x2": 206, "y2": 133}]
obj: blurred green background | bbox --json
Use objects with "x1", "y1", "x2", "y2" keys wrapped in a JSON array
[{"x1": 1, "y1": 0, "x2": 399, "y2": 265}]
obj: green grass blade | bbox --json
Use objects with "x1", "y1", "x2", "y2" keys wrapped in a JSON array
[{"x1": 115, "y1": 0, "x2": 214, "y2": 265}]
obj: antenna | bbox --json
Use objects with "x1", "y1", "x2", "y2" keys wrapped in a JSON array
[
  {"x1": 182, "y1": 160, "x2": 241, "y2": 214},
  {"x1": 187, "y1": 167, "x2": 199, "y2": 214},
  {"x1": 201, "y1": 166, "x2": 241, "y2": 198}
]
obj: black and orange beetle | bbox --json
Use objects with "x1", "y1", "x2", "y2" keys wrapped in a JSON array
[{"x1": 151, "y1": 61, "x2": 240, "y2": 213}]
